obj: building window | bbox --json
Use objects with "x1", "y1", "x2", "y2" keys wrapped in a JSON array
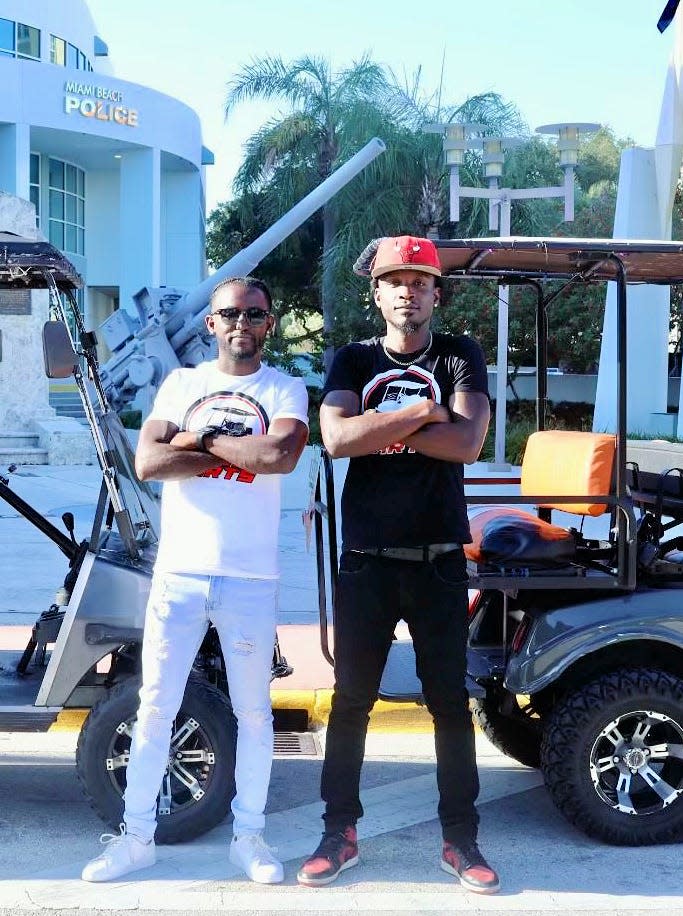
[
  {"x1": 48, "y1": 157, "x2": 85, "y2": 255},
  {"x1": 50, "y1": 35, "x2": 65, "y2": 66},
  {"x1": 0, "y1": 19, "x2": 40, "y2": 61},
  {"x1": 17, "y1": 23, "x2": 39, "y2": 60},
  {"x1": 50, "y1": 34, "x2": 91, "y2": 70},
  {"x1": 0, "y1": 18, "x2": 14, "y2": 56},
  {"x1": 66, "y1": 42, "x2": 78, "y2": 69},
  {"x1": 30, "y1": 152, "x2": 40, "y2": 227}
]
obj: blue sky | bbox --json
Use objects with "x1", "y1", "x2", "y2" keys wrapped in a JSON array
[{"x1": 88, "y1": 0, "x2": 676, "y2": 213}]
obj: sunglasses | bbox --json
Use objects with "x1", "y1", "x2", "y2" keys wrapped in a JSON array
[{"x1": 211, "y1": 307, "x2": 270, "y2": 327}]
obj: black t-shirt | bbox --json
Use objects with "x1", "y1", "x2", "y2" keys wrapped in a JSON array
[{"x1": 323, "y1": 332, "x2": 489, "y2": 549}]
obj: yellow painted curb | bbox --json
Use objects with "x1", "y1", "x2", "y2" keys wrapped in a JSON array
[
  {"x1": 46, "y1": 691, "x2": 465, "y2": 735},
  {"x1": 271, "y1": 688, "x2": 435, "y2": 733},
  {"x1": 49, "y1": 708, "x2": 88, "y2": 732}
]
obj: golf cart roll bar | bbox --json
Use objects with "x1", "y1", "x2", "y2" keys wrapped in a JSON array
[
  {"x1": 313, "y1": 237, "x2": 683, "y2": 661},
  {"x1": 0, "y1": 234, "x2": 152, "y2": 559},
  {"x1": 314, "y1": 449, "x2": 337, "y2": 666}
]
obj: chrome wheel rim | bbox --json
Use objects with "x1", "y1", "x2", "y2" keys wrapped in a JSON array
[
  {"x1": 105, "y1": 714, "x2": 217, "y2": 817},
  {"x1": 589, "y1": 709, "x2": 683, "y2": 815}
]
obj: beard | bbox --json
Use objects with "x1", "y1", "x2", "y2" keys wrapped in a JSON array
[
  {"x1": 225, "y1": 337, "x2": 262, "y2": 360},
  {"x1": 386, "y1": 314, "x2": 429, "y2": 336}
]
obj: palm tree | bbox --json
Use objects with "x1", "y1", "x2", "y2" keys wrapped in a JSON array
[
  {"x1": 225, "y1": 56, "x2": 532, "y2": 365},
  {"x1": 225, "y1": 54, "x2": 421, "y2": 370}
]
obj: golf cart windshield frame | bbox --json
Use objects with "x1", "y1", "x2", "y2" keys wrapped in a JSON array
[{"x1": 0, "y1": 236, "x2": 158, "y2": 560}]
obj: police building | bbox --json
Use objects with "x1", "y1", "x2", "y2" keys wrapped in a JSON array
[{"x1": 0, "y1": 0, "x2": 212, "y2": 461}]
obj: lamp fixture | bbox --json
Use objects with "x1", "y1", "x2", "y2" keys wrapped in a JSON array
[
  {"x1": 535, "y1": 122, "x2": 601, "y2": 167},
  {"x1": 423, "y1": 117, "x2": 601, "y2": 467}
]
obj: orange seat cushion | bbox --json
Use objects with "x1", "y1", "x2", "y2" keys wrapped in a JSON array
[
  {"x1": 465, "y1": 506, "x2": 576, "y2": 566},
  {"x1": 521, "y1": 430, "x2": 616, "y2": 517}
]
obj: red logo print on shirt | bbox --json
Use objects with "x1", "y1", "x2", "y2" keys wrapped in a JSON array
[
  {"x1": 198, "y1": 463, "x2": 256, "y2": 484},
  {"x1": 183, "y1": 390, "x2": 270, "y2": 483}
]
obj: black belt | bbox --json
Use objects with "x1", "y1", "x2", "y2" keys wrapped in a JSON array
[{"x1": 349, "y1": 543, "x2": 462, "y2": 563}]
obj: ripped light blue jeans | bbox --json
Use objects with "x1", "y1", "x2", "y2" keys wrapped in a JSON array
[{"x1": 123, "y1": 571, "x2": 277, "y2": 841}]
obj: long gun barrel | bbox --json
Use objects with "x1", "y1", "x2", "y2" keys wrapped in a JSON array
[{"x1": 98, "y1": 138, "x2": 386, "y2": 412}]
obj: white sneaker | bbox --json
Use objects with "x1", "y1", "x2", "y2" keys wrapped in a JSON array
[
  {"x1": 81, "y1": 824, "x2": 156, "y2": 882},
  {"x1": 229, "y1": 833, "x2": 284, "y2": 884}
]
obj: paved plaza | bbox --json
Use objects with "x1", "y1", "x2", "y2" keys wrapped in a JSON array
[{"x1": 1, "y1": 449, "x2": 682, "y2": 914}]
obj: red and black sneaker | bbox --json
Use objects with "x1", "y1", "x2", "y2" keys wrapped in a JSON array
[
  {"x1": 297, "y1": 826, "x2": 359, "y2": 887},
  {"x1": 440, "y1": 841, "x2": 500, "y2": 894}
]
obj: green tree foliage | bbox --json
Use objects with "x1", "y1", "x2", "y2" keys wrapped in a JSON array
[
  {"x1": 441, "y1": 128, "x2": 630, "y2": 375},
  {"x1": 212, "y1": 57, "x2": 639, "y2": 376},
  {"x1": 224, "y1": 55, "x2": 424, "y2": 369},
  {"x1": 220, "y1": 55, "x2": 527, "y2": 366},
  {"x1": 669, "y1": 182, "x2": 683, "y2": 374}
]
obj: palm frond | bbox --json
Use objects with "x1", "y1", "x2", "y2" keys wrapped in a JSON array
[
  {"x1": 225, "y1": 55, "x2": 326, "y2": 119},
  {"x1": 233, "y1": 114, "x2": 321, "y2": 194},
  {"x1": 450, "y1": 92, "x2": 529, "y2": 138}
]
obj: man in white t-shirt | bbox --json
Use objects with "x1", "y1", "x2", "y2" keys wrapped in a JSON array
[{"x1": 82, "y1": 276, "x2": 309, "y2": 885}]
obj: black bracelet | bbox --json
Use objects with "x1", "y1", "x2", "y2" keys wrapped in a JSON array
[{"x1": 195, "y1": 426, "x2": 219, "y2": 451}]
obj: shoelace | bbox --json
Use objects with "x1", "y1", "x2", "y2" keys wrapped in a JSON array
[
  {"x1": 316, "y1": 831, "x2": 350, "y2": 858},
  {"x1": 94, "y1": 823, "x2": 127, "y2": 856},
  {"x1": 449, "y1": 843, "x2": 488, "y2": 870}
]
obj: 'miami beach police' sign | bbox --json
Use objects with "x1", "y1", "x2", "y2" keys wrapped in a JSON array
[{"x1": 63, "y1": 81, "x2": 139, "y2": 127}]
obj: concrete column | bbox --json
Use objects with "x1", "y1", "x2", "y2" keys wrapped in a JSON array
[
  {"x1": 0, "y1": 123, "x2": 30, "y2": 200},
  {"x1": 118, "y1": 148, "x2": 160, "y2": 317},
  {"x1": 593, "y1": 147, "x2": 672, "y2": 436},
  {"x1": 161, "y1": 170, "x2": 205, "y2": 290}
]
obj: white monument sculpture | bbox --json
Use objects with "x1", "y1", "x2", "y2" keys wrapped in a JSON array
[
  {"x1": 0, "y1": 192, "x2": 93, "y2": 464},
  {"x1": 593, "y1": 10, "x2": 683, "y2": 435}
]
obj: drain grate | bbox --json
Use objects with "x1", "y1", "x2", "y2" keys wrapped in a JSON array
[{"x1": 274, "y1": 731, "x2": 320, "y2": 756}]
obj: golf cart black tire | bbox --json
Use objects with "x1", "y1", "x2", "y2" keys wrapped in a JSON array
[
  {"x1": 541, "y1": 668, "x2": 683, "y2": 845},
  {"x1": 76, "y1": 675, "x2": 236, "y2": 844},
  {"x1": 471, "y1": 692, "x2": 541, "y2": 769}
]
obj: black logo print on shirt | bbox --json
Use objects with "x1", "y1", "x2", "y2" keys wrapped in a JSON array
[
  {"x1": 361, "y1": 366, "x2": 441, "y2": 456},
  {"x1": 183, "y1": 391, "x2": 271, "y2": 483}
]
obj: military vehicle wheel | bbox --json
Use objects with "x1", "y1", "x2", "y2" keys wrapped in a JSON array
[
  {"x1": 472, "y1": 690, "x2": 541, "y2": 769},
  {"x1": 541, "y1": 668, "x2": 683, "y2": 845},
  {"x1": 76, "y1": 675, "x2": 236, "y2": 844}
]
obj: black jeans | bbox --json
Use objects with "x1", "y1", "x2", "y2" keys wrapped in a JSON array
[{"x1": 321, "y1": 548, "x2": 479, "y2": 845}]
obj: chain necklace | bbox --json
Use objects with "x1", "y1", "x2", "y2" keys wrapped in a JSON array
[{"x1": 382, "y1": 332, "x2": 433, "y2": 368}]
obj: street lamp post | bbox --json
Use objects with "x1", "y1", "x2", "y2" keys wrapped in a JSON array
[{"x1": 427, "y1": 120, "x2": 600, "y2": 466}]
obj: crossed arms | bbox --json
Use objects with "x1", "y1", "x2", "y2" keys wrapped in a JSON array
[
  {"x1": 320, "y1": 390, "x2": 490, "y2": 464},
  {"x1": 134, "y1": 388, "x2": 486, "y2": 482},
  {"x1": 135, "y1": 417, "x2": 309, "y2": 482}
]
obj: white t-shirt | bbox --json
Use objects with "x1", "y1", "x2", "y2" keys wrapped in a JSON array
[{"x1": 148, "y1": 360, "x2": 309, "y2": 579}]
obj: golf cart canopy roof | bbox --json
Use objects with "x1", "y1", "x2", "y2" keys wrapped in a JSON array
[
  {"x1": 0, "y1": 233, "x2": 83, "y2": 291},
  {"x1": 435, "y1": 237, "x2": 683, "y2": 284}
]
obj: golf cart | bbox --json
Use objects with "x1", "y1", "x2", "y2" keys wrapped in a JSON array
[
  {"x1": 0, "y1": 234, "x2": 292, "y2": 843},
  {"x1": 314, "y1": 236, "x2": 683, "y2": 846}
]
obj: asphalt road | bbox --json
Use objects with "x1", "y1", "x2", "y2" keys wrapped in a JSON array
[{"x1": 1, "y1": 729, "x2": 683, "y2": 915}]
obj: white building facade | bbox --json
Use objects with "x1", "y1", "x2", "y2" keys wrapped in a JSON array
[{"x1": 0, "y1": 0, "x2": 212, "y2": 335}]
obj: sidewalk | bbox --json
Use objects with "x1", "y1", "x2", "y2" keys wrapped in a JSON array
[{"x1": 2, "y1": 728, "x2": 683, "y2": 915}]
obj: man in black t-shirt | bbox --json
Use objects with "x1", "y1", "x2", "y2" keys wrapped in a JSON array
[{"x1": 297, "y1": 236, "x2": 499, "y2": 894}]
